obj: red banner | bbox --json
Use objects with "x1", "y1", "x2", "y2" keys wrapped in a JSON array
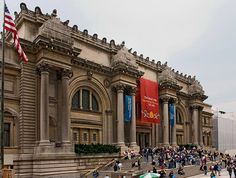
[{"x1": 140, "y1": 78, "x2": 160, "y2": 124}]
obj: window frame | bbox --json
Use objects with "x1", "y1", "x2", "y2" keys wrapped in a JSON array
[{"x1": 71, "y1": 88, "x2": 100, "y2": 112}]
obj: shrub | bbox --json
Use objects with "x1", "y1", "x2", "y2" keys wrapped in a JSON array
[{"x1": 74, "y1": 143, "x2": 120, "y2": 154}]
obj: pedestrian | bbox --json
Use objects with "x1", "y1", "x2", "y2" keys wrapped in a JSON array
[
  {"x1": 217, "y1": 163, "x2": 221, "y2": 176},
  {"x1": 203, "y1": 164, "x2": 208, "y2": 175},
  {"x1": 153, "y1": 166, "x2": 157, "y2": 173},
  {"x1": 227, "y1": 165, "x2": 233, "y2": 178},
  {"x1": 210, "y1": 171, "x2": 216, "y2": 178},
  {"x1": 92, "y1": 170, "x2": 99, "y2": 178},
  {"x1": 169, "y1": 170, "x2": 175, "y2": 178},
  {"x1": 104, "y1": 175, "x2": 110, "y2": 178}
]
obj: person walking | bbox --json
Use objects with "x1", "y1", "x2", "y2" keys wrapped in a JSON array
[
  {"x1": 203, "y1": 164, "x2": 208, "y2": 175},
  {"x1": 227, "y1": 165, "x2": 233, "y2": 178}
]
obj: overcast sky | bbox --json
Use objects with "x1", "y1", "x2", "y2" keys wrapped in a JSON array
[{"x1": 5, "y1": 0, "x2": 236, "y2": 113}]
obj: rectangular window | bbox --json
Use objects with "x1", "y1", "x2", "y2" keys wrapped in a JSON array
[
  {"x1": 82, "y1": 90, "x2": 89, "y2": 110},
  {"x1": 92, "y1": 133, "x2": 97, "y2": 142},
  {"x1": 3, "y1": 123, "x2": 10, "y2": 147},
  {"x1": 83, "y1": 133, "x2": 88, "y2": 142},
  {"x1": 73, "y1": 132, "x2": 78, "y2": 142}
]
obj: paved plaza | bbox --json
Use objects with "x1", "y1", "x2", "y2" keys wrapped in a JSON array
[{"x1": 190, "y1": 169, "x2": 231, "y2": 178}]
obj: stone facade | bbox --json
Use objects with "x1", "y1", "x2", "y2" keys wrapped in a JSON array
[{"x1": 2, "y1": 3, "x2": 213, "y2": 177}]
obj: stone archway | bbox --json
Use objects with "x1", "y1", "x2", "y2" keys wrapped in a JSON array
[
  {"x1": 176, "y1": 100, "x2": 189, "y2": 144},
  {"x1": 69, "y1": 76, "x2": 112, "y2": 144}
]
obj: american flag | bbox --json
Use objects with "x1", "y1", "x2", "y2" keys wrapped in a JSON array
[{"x1": 4, "y1": 3, "x2": 28, "y2": 63}]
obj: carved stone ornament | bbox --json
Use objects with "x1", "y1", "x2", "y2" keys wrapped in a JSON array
[
  {"x1": 87, "y1": 70, "x2": 93, "y2": 80},
  {"x1": 188, "y1": 80, "x2": 204, "y2": 95},
  {"x1": 20, "y1": 3, "x2": 28, "y2": 12},
  {"x1": 158, "y1": 66, "x2": 177, "y2": 85},
  {"x1": 112, "y1": 47, "x2": 138, "y2": 69},
  {"x1": 104, "y1": 79, "x2": 111, "y2": 88}
]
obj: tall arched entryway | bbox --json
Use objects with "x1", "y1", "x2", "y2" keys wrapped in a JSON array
[{"x1": 69, "y1": 76, "x2": 111, "y2": 145}]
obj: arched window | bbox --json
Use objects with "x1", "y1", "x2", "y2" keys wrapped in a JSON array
[
  {"x1": 72, "y1": 88, "x2": 99, "y2": 112},
  {"x1": 176, "y1": 109, "x2": 184, "y2": 124}
]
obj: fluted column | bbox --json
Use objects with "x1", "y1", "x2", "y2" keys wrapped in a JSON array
[
  {"x1": 171, "y1": 99, "x2": 177, "y2": 146},
  {"x1": 191, "y1": 105, "x2": 199, "y2": 145},
  {"x1": 116, "y1": 84, "x2": 125, "y2": 146},
  {"x1": 39, "y1": 63, "x2": 50, "y2": 145},
  {"x1": 161, "y1": 96, "x2": 170, "y2": 146},
  {"x1": 61, "y1": 69, "x2": 73, "y2": 145},
  {"x1": 130, "y1": 87, "x2": 137, "y2": 148}
]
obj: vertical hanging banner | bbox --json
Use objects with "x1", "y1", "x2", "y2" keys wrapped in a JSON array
[
  {"x1": 140, "y1": 78, "x2": 160, "y2": 124},
  {"x1": 169, "y1": 103, "x2": 175, "y2": 127},
  {"x1": 124, "y1": 95, "x2": 132, "y2": 122}
]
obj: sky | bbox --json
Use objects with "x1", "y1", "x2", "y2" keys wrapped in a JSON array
[{"x1": 5, "y1": 0, "x2": 236, "y2": 113}]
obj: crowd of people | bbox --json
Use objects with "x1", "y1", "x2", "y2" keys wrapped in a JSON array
[{"x1": 93, "y1": 145, "x2": 236, "y2": 178}]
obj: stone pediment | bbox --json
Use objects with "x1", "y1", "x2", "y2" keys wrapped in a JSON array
[
  {"x1": 111, "y1": 47, "x2": 138, "y2": 69},
  {"x1": 37, "y1": 16, "x2": 73, "y2": 46}
]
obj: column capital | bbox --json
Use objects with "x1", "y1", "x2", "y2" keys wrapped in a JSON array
[
  {"x1": 61, "y1": 68, "x2": 73, "y2": 79},
  {"x1": 114, "y1": 83, "x2": 125, "y2": 93},
  {"x1": 160, "y1": 95, "x2": 170, "y2": 103},
  {"x1": 37, "y1": 62, "x2": 50, "y2": 74},
  {"x1": 190, "y1": 104, "x2": 203, "y2": 110},
  {"x1": 170, "y1": 97, "x2": 178, "y2": 104},
  {"x1": 130, "y1": 87, "x2": 137, "y2": 96}
]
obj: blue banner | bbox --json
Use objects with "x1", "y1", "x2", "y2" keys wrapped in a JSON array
[
  {"x1": 124, "y1": 95, "x2": 132, "y2": 122},
  {"x1": 169, "y1": 103, "x2": 175, "y2": 127}
]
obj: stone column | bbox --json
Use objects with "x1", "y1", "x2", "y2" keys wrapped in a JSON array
[
  {"x1": 130, "y1": 87, "x2": 139, "y2": 151},
  {"x1": 155, "y1": 124, "x2": 159, "y2": 146},
  {"x1": 116, "y1": 84, "x2": 125, "y2": 147},
  {"x1": 161, "y1": 96, "x2": 170, "y2": 146},
  {"x1": 106, "y1": 110, "x2": 113, "y2": 144},
  {"x1": 191, "y1": 105, "x2": 199, "y2": 145},
  {"x1": 199, "y1": 107, "x2": 204, "y2": 146},
  {"x1": 39, "y1": 63, "x2": 50, "y2": 145},
  {"x1": 171, "y1": 99, "x2": 177, "y2": 146},
  {"x1": 61, "y1": 69, "x2": 72, "y2": 145}
]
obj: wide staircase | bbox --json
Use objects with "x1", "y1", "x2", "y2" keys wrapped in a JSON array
[{"x1": 85, "y1": 155, "x2": 217, "y2": 178}]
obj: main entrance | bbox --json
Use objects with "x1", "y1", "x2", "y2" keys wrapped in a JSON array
[{"x1": 137, "y1": 132, "x2": 150, "y2": 149}]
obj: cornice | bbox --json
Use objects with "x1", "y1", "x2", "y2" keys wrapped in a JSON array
[
  {"x1": 190, "y1": 93, "x2": 208, "y2": 101},
  {"x1": 71, "y1": 57, "x2": 113, "y2": 76},
  {"x1": 159, "y1": 81, "x2": 183, "y2": 91},
  {"x1": 176, "y1": 91, "x2": 190, "y2": 99},
  {"x1": 112, "y1": 62, "x2": 144, "y2": 79}
]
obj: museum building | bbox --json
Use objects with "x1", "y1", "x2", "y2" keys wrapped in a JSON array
[{"x1": 1, "y1": 3, "x2": 213, "y2": 177}]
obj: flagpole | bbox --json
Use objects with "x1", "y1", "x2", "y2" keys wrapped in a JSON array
[{"x1": 1, "y1": 0, "x2": 6, "y2": 169}]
